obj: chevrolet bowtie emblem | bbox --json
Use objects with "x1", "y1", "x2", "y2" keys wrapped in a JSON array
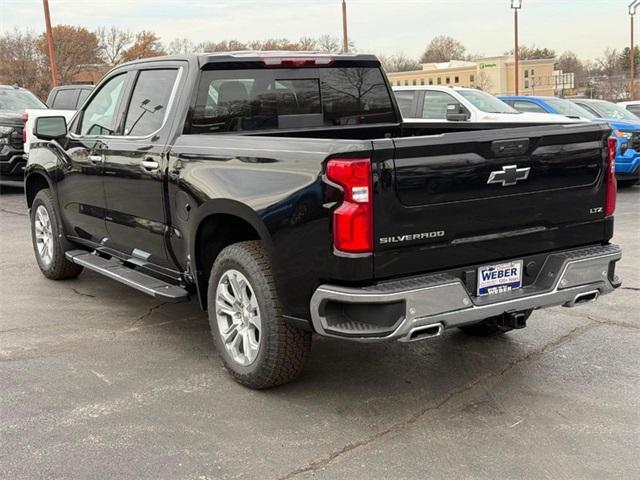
[{"x1": 487, "y1": 165, "x2": 531, "y2": 187}]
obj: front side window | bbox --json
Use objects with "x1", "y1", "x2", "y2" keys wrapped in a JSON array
[
  {"x1": 581, "y1": 100, "x2": 639, "y2": 121},
  {"x1": 573, "y1": 102, "x2": 601, "y2": 118},
  {"x1": 80, "y1": 74, "x2": 127, "y2": 136},
  {"x1": 457, "y1": 90, "x2": 518, "y2": 114},
  {"x1": 191, "y1": 67, "x2": 396, "y2": 133},
  {"x1": 422, "y1": 90, "x2": 457, "y2": 119},
  {"x1": 545, "y1": 99, "x2": 595, "y2": 119},
  {"x1": 124, "y1": 69, "x2": 178, "y2": 136}
]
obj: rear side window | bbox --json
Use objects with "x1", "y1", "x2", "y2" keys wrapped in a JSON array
[
  {"x1": 77, "y1": 88, "x2": 92, "y2": 108},
  {"x1": 190, "y1": 67, "x2": 396, "y2": 133},
  {"x1": 51, "y1": 89, "x2": 77, "y2": 110},
  {"x1": 394, "y1": 91, "x2": 415, "y2": 118},
  {"x1": 512, "y1": 100, "x2": 546, "y2": 113},
  {"x1": 123, "y1": 69, "x2": 178, "y2": 136}
]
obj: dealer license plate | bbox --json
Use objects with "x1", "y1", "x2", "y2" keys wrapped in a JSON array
[{"x1": 477, "y1": 260, "x2": 523, "y2": 296}]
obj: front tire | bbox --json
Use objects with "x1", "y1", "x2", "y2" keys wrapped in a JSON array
[
  {"x1": 207, "y1": 241, "x2": 311, "y2": 389},
  {"x1": 30, "y1": 189, "x2": 83, "y2": 280}
]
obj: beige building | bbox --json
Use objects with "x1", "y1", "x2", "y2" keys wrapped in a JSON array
[{"x1": 387, "y1": 55, "x2": 557, "y2": 96}]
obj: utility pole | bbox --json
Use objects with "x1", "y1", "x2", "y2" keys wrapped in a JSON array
[
  {"x1": 629, "y1": 1, "x2": 640, "y2": 99},
  {"x1": 43, "y1": 0, "x2": 59, "y2": 87},
  {"x1": 342, "y1": 0, "x2": 349, "y2": 53},
  {"x1": 511, "y1": 0, "x2": 522, "y2": 95}
]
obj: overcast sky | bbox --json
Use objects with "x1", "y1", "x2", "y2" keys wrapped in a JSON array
[{"x1": 0, "y1": 0, "x2": 628, "y2": 61}]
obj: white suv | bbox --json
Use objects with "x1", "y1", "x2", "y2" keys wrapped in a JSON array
[{"x1": 393, "y1": 86, "x2": 582, "y2": 124}]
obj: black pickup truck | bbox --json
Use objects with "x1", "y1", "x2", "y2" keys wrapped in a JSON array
[{"x1": 26, "y1": 52, "x2": 621, "y2": 388}]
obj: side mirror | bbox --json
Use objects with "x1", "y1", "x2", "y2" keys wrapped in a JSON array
[
  {"x1": 445, "y1": 103, "x2": 469, "y2": 122},
  {"x1": 34, "y1": 116, "x2": 67, "y2": 141}
]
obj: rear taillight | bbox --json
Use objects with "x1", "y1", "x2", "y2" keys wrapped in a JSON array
[
  {"x1": 21, "y1": 112, "x2": 28, "y2": 143},
  {"x1": 605, "y1": 137, "x2": 617, "y2": 217},
  {"x1": 326, "y1": 158, "x2": 373, "y2": 254}
]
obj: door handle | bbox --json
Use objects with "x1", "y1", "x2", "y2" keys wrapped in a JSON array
[
  {"x1": 141, "y1": 159, "x2": 160, "y2": 171},
  {"x1": 88, "y1": 154, "x2": 103, "y2": 164}
]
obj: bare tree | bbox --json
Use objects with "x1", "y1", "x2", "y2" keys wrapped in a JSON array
[
  {"x1": 167, "y1": 37, "x2": 195, "y2": 55},
  {"x1": 316, "y1": 35, "x2": 340, "y2": 53},
  {"x1": 379, "y1": 53, "x2": 421, "y2": 73},
  {"x1": 0, "y1": 29, "x2": 49, "y2": 98},
  {"x1": 475, "y1": 71, "x2": 493, "y2": 92},
  {"x1": 96, "y1": 26, "x2": 133, "y2": 66},
  {"x1": 298, "y1": 36, "x2": 318, "y2": 51},
  {"x1": 420, "y1": 36, "x2": 466, "y2": 63},
  {"x1": 196, "y1": 40, "x2": 248, "y2": 52}
]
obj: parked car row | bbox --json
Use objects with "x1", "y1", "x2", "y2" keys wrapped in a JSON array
[
  {"x1": 393, "y1": 85, "x2": 640, "y2": 187},
  {"x1": 0, "y1": 84, "x2": 93, "y2": 186}
]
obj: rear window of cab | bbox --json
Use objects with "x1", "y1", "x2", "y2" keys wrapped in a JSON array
[{"x1": 189, "y1": 67, "x2": 396, "y2": 133}]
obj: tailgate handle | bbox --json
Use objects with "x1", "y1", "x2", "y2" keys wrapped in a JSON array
[{"x1": 491, "y1": 139, "x2": 529, "y2": 157}]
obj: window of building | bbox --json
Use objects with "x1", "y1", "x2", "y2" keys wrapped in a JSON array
[
  {"x1": 446, "y1": 77, "x2": 450, "y2": 84},
  {"x1": 437, "y1": 77, "x2": 442, "y2": 85},
  {"x1": 531, "y1": 69, "x2": 535, "y2": 76},
  {"x1": 524, "y1": 70, "x2": 529, "y2": 78},
  {"x1": 524, "y1": 80, "x2": 529, "y2": 89},
  {"x1": 420, "y1": 79, "x2": 425, "y2": 85},
  {"x1": 454, "y1": 76, "x2": 459, "y2": 84},
  {"x1": 470, "y1": 74, "x2": 475, "y2": 83},
  {"x1": 428, "y1": 78, "x2": 433, "y2": 85},
  {"x1": 405, "y1": 80, "x2": 409, "y2": 86},
  {"x1": 412, "y1": 79, "x2": 416, "y2": 86}
]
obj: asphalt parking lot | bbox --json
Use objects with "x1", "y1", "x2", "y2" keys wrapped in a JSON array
[{"x1": 1, "y1": 185, "x2": 638, "y2": 480}]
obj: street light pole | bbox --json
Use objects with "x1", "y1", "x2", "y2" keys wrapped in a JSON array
[
  {"x1": 43, "y1": 0, "x2": 59, "y2": 87},
  {"x1": 342, "y1": 0, "x2": 349, "y2": 53},
  {"x1": 629, "y1": 1, "x2": 640, "y2": 99},
  {"x1": 511, "y1": 0, "x2": 522, "y2": 95}
]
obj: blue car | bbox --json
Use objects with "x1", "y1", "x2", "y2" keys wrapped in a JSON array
[{"x1": 500, "y1": 95, "x2": 640, "y2": 187}]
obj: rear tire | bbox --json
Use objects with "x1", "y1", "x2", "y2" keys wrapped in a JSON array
[
  {"x1": 617, "y1": 178, "x2": 639, "y2": 188},
  {"x1": 458, "y1": 310, "x2": 532, "y2": 337},
  {"x1": 30, "y1": 189, "x2": 83, "y2": 280},
  {"x1": 207, "y1": 241, "x2": 312, "y2": 389}
]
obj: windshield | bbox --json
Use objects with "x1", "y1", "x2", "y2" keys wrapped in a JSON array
[
  {"x1": 587, "y1": 101, "x2": 638, "y2": 122},
  {"x1": 457, "y1": 89, "x2": 519, "y2": 114},
  {"x1": 545, "y1": 99, "x2": 596, "y2": 119},
  {"x1": 0, "y1": 88, "x2": 47, "y2": 113}
]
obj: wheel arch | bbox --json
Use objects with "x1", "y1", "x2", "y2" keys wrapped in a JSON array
[
  {"x1": 190, "y1": 199, "x2": 275, "y2": 311},
  {"x1": 25, "y1": 170, "x2": 54, "y2": 209}
]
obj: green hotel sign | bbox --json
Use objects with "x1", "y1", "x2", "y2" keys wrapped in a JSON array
[{"x1": 479, "y1": 63, "x2": 497, "y2": 69}]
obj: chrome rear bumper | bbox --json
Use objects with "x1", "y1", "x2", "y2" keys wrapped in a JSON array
[{"x1": 310, "y1": 244, "x2": 622, "y2": 342}]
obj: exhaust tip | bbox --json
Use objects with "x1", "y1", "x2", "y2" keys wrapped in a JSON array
[
  {"x1": 564, "y1": 290, "x2": 600, "y2": 308},
  {"x1": 405, "y1": 323, "x2": 444, "y2": 342}
]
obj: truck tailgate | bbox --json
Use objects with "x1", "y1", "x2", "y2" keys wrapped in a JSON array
[{"x1": 373, "y1": 123, "x2": 613, "y2": 279}]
